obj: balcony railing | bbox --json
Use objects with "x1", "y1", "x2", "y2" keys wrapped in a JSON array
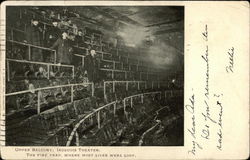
[
  {"x1": 6, "y1": 59, "x2": 74, "y2": 81},
  {"x1": 123, "y1": 91, "x2": 162, "y2": 115},
  {"x1": 138, "y1": 105, "x2": 168, "y2": 146},
  {"x1": 7, "y1": 40, "x2": 56, "y2": 63},
  {"x1": 65, "y1": 90, "x2": 181, "y2": 146},
  {"x1": 6, "y1": 36, "x2": 166, "y2": 80},
  {"x1": 103, "y1": 81, "x2": 169, "y2": 101},
  {"x1": 5, "y1": 82, "x2": 94, "y2": 114},
  {"x1": 66, "y1": 100, "x2": 118, "y2": 146},
  {"x1": 103, "y1": 81, "x2": 146, "y2": 101}
]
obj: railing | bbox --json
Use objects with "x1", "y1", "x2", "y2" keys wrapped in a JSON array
[
  {"x1": 5, "y1": 82, "x2": 94, "y2": 114},
  {"x1": 6, "y1": 57, "x2": 161, "y2": 83},
  {"x1": 72, "y1": 53, "x2": 162, "y2": 81},
  {"x1": 103, "y1": 81, "x2": 168, "y2": 101},
  {"x1": 7, "y1": 40, "x2": 57, "y2": 63},
  {"x1": 138, "y1": 105, "x2": 180, "y2": 146},
  {"x1": 6, "y1": 59, "x2": 74, "y2": 81},
  {"x1": 6, "y1": 36, "x2": 166, "y2": 80},
  {"x1": 103, "y1": 81, "x2": 146, "y2": 101},
  {"x1": 8, "y1": 27, "x2": 26, "y2": 41},
  {"x1": 100, "y1": 68, "x2": 130, "y2": 80},
  {"x1": 123, "y1": 91, "x2": 162, "y2": 116},
  {"x1": 100, "y1": 68, "x2": 161, "y2": 80},
  {"x1": 71, "y1": 45, "x2": 165, "y2": 74},
  {"x1": 65, "y1": 90, "x2": 175, "y2": 146},
  {"x1": 7, "y1": 8, "x2": 167, "y2": 70},
  {"x1": 66, "y1": 100, "x2": 118, "y2": 146},
  {"x1": 139, "y1": 122, "x2": 161, "y2": 146},
  {"x1": 123, "y1": 90, "x2": 183, "y2": 121},
  {"x1": 73, "y1": 54, "x2": 85, "y2": 66}
]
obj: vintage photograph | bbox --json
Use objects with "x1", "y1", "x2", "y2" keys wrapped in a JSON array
[{"x1": 5, "y1": 6, "x2": 184, "y2": 146}]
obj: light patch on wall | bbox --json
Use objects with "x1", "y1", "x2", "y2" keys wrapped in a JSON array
[
  {"x1": 117, "y1": 26, "x2": 148, "y2": 47},
  {"x1": 147, "y1": 41, "x2": 179, "y2": 66}
]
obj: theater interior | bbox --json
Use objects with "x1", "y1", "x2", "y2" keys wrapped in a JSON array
[{"x1": 5, "y1": 6, "x2": 184, "y2": 146}]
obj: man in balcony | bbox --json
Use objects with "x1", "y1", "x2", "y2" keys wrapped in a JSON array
[
  {"x1": 45, "y1": 18, "x2": 61, "y2": 47},
  {"x1": 73, "y1": 29, "x2": 86, "y2": 57},
  {"x1": 51, "y1": 31, "x2": 73, "y2": 65},
  {"x1": 75, "y1": 29, "x2": 84, "y2": 47},
  {"x1": 84, "y1": 49, "x2": 100, "y2": 84},
  {"x1": 26, "y1": 18, "x2": 43, "y2": 62}
]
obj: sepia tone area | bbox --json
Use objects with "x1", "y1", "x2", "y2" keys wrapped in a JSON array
[{"x1": 5, "y1": 6, "x2": 184, "y2": 146}]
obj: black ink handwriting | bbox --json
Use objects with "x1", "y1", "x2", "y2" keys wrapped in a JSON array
[
  {"x1": 188, "y1": 141, "x2": 203, "y2": 155},
  {"x1": 226, "y1": 47, "x2": 234, "y2": 73}
]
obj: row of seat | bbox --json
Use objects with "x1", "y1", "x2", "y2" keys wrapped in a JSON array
[
  {"x1": 75, "y1": 94, "x2": 167, "y2": 146},
  {"x1": 142, "y1": 112, "x2": 184, "y2": 146},
  {"x1": 6, "y1": 45, "x2": 163, "y2": 81},
  {"x1": 104, "y1": 82, "x2": 166, "y2": 103},
  {"x1": 6, "y1": 84, "x2": 92, "y2": 115},
  {"x1": 6, "y1": 78, "x2": 75, "y2": 93},
  {"x1": 6, "y1": 79, "x2": 167, "y2": 114},
  {"x1": 6, "y1": 97, "x2": 97, "y2": 146},
  {"x1": 6, "y1": 87, "x2": 182, "y2": 146}
]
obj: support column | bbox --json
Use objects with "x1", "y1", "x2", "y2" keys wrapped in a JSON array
[
  {"x1": 112, "y1": 81, "x2": 115, "y2": 93},
  {"x1": 113, "y1": 103, "x2": 116, "y2": 116},
  {"x1": 113, "y1": 61, "x2": 115, "y2": 70},
  {"x1": 71, "y1": 85, "x2": 74, "y2": 102},
  {"x1": 82, "y1": 56, "x2": 84, "y2": 67},
  {"x1": 123, "y1": 99, "x2": 128, "y2": 120},
  {"x1": 72, "y1": 66, "x2": 75, "y2": 79},
  {"x1": 75, "y1": 131, "x2": 79, "y2": 146},
  {"x1": 47, "y1": 64, "x2": 50, "y2": 79},
  {"x1": 130, "y1": 98, "x2": 133, "y2": 108},
  {"x1": 28, "y1": 46, "x2": 31, "y2": 60},
  {"x1": 104, "y1": 82, "x2": 106, "y2": 101},
  {"x1": 97, "y1": 111, "x2": 101, "y2": 129},
  {"x1": 37, "y1": 91, "x2": 41, "y2": 114},
  {"x1": 91, "y1": 83, "x2": 94, "y2": 96},
  {"x1": 54, "y1": 51, "x2": 56, "y2": 64}
]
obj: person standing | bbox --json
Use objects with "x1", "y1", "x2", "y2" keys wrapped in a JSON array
[
  {"x1": 73, "y1": 29, "x2": 85, "y2": 57},
  {"x1": 45, "y1": 19, "x2": 61, "y2": 47},
  {"x1": 51, "y1": 31, "x2": 73, "y2": 65},
  {"x1": 75, "y1": 29, "x2": 84, "y2": 47},
  {"x1": 44, "y1": 19, "x2": 61, "y2": 62},
  {"x1": 84, "y1": 49, "x2": 100, "y2": 83},
  {"x1": 26, "y1": 18, "x2": 43, "y2": 61}
]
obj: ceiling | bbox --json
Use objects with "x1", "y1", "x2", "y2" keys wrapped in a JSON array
[
  {"x1": 73, "y1": 6, "x2": 184, "y2": 32},
  {"x1": 103, "y1": 6, "x2": 183, "y2": 26},
  {"x1": 70, "y1": 6, "x2": 184, "y2": 51}
]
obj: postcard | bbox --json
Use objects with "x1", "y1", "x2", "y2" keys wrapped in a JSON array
[{"x1": 0, "y1": 1, "x2": 249, "y2": 159}]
